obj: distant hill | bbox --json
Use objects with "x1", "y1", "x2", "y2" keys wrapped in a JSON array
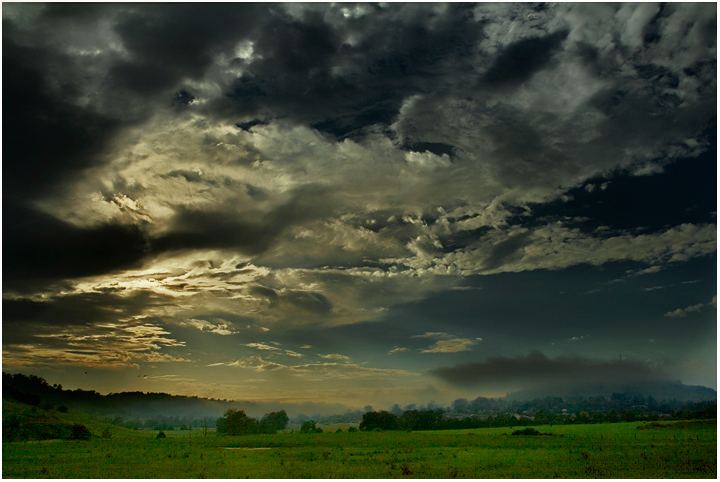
[
  {"x1": 2, "y1": 372, "x2": 348, "y2": 421},
  {"x1": 505, "y1": 380, "x2": 717, "y2": 403},
  {"x1": 2, "y1": 372, "x2": 238, "y2": 420},
  {"x1": 2, "y1": 398, "x2": 140, "y2": 442}
]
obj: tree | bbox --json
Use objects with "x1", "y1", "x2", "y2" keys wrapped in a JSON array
[
  {"x1": 300, "y1": 420, "x2": 317, "y2": 433},
  {"x1": 259, "y1": 410, "x2": 289, "y2": 434},
  {"x1": 398, "y1": 409, "x2": 443, "y2": 431},
  {"x1": 451, "y1": 398, "x2": 470, "y2": 413},
  {"x1": 360, "y1": 411, "x2": 399, "y2": 431},
  {"x1": 533, "y1": 410, "x2": 551, "y2": 425},
  {"x1": 217, "y1": 409, "x2": 258, "y2": 435},
  {"x1": 202, "y1": 417, "x2": 210, "y2": 437}
]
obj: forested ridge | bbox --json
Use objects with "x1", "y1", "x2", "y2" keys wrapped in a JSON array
[{"x1": 3, "y1": 372, "x2": 716, "y2": 438}]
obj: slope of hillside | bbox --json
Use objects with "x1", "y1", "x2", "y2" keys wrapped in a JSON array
[{"x1": 2, "y1": 398, "x2": 141, "y2": 442}]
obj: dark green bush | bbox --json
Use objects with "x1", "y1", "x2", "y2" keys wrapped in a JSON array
[
  {"x1": 69, "y1": 424, "x2": 91, "y2": 440},
  {"x1": 300, "y1": 421, "x2": 317, "y2": 433},
  {"x1": 360, "y1": 410, "x2": 399, "y2": 431}
]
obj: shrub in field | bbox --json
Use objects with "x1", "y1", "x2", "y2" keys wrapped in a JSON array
[
  {"x1": 69, "y1": 423, "x2": 91, "y2": 440},
  {"x1": 347, "y1": 426, "x2": 357, "y2": 433},
  {"x1": 512, "y1": 427, "x2": 540, "y2": 436},
  {"x1": 156, "y1": 430, "x2": 167, "y2": 439},
  {"x1": 299, "y1": 420, "x2": 317, "y2": 433}
]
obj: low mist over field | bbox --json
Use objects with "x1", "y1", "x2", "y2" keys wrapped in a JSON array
[{"x1": 3, "y1": 3, "x2": 716, "y2": 410}]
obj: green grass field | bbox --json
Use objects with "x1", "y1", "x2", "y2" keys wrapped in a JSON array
[{"x1": 2, "y1": 418, "x2": 716, "y2": 478}]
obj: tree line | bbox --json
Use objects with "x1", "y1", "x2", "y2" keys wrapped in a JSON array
[
  {"x1": 358, "y1": 401, "x2": 717, "y2": 432},
  {"x1": 3, "y1": 372, "x2": 716, "y2": 438}
]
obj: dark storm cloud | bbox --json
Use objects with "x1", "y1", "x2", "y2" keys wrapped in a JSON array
[
  {"x1": 3, "y1": 3, "x2": 260, "y2": 205},
  {"x1": 108, "y1": 3, "x2": 261, "y2": 95},
  {"x1": 481, "y1": 230, "x2": 533, "y2": 271},
  {"x1": 283, "y1": 291, "x2": 333, "y2": 315},
  {"x1": 152, "y1": 184, "x2": 337, "y2": 255},
  {"x1": 248, "y1": 285, "x2": 279, "y2": 301},
  {"x1": 3, "y1": 202, "x2": 147, "y2": 291},
  {"x1": 2, "y1": 37, "x2": 122, "y2": 200},
  {"x1": 483, "y1": 29, "x2": 569, "y2": 86},
  {"x1": 430, "y1": 351, "x2": 667, "y2": 388},
  {"x1": 641, "y1": 2, "x2": 671, "y2": 46},
  {"x1": 2, "y1": 290, "x2": 166, "y2": 346},
  {"x1": 3, "y1": 2, "x2": 716, "y2": 315},
  {"x1": 152, "y1": 208, "x2": 270, "y2": 255},
  {"x1": 215, "y1": 3, "x2": 486, "y2": 140}
]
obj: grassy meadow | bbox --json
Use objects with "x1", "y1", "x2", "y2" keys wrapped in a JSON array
[{"x1": 2, "y1": 418, "x2": 716, "y2": 478}]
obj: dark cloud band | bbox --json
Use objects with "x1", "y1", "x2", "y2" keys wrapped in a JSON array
[{"x1": 430, "y1": 351, "x2": 667, "y2": 388}]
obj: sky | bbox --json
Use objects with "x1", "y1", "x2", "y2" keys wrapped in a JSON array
[{"x1": 3, "y1": 2, "x2": 717, "y2": 413}]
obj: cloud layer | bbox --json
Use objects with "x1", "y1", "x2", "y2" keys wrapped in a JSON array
[{"x1": 2, "y1": 3, "x2": 716, "y2": 401}]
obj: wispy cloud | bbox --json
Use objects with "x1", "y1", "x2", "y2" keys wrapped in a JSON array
[
  {"x1": 421, "y1": 338, "x2": 481, "y2": 354},
  {"x1": 283, "y1": 350, "x2": 305, "y2": 358},
  {"x1": 245, "y1": 343, "x2": 281, "y2": 351},
  {"x1": 209, "y1": 356, "x2": 415, "y2": 380},
  {"x1": 665, "y1": 296, "x2": 717, "y2": 317},
  {"x1": 318, "y1": 354, "x2": 352, "y2": 362},
  {"x1": 3, "y1": 315, "x2": 189, "y2": 369},
  {"x1": 643, "y1": 286, "x2": 666, "y2": 292},
  {"x1": 411, "y1": 332, "x2": 483, "y2": 353},
  {"x1": 184, "y1": 319, "x2": 238, "y2": 336},
  {"x1": 412, "y1": 332, "x2": 453, "y2": 340}
]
